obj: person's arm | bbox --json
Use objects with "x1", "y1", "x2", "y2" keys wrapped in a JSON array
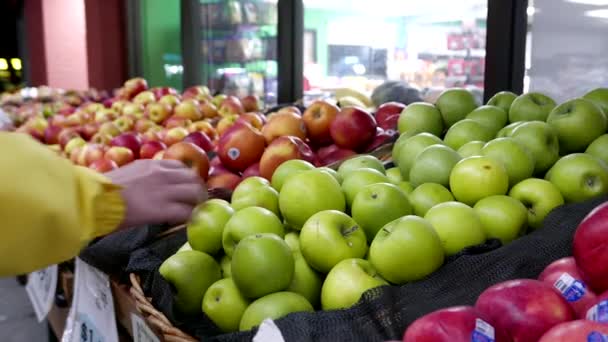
[{"x1": 0, "y1": 133, "x2": 206, "y2": 276}]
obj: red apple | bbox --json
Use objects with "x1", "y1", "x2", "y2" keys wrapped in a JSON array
[
  {"x1": 174, "y1": 99, "x2": 203, "y2": 121},
  {"x1": 140, "y1": 141, "x2": 167, "y2": 159},
  {"x1": 89, "y1": 158, "x2": 118, "y2": 173},
  {"x1": 152, "y1": 150, "x2": 165, "y2": 160},
  {"x1": 113, "y1": 116, "x2": 135, "y2": 133},
  {"x1": 217, "y1": 115, "x2": 238, "y2": 136},
  {"x1": 277, "y1": 106, "x2": 302, "y2": 116},
  {"x1": 145, "y1": 103, "x2": 172, "y2": 124},
  {"x1": 207, "y1": 173, "x2": 242, "y2": 191},
  {"x1": 58, "y1": 129, "x2": 82, "y2": 148},
  {"x1": 188, "y1": 120, "x2": 217, "y2": 140},
  {"x1": 158, "y1": 94, "x2": 181, "y2": 109},
  {"x1": 538, "y1": 320, "x2": 608, "y2": 342},
  {"x1": 141, "y1": 129, "x2": 161, "y2": 143},
  {"x1": 242, "y1": 162, "x2": 261, "y2": 179},
  {"x1": 403, "y1": 306, "x2": 509, "y2": 342},
  {"x1": 317, "y1": 144, "x2": 357, "y2": 166},
  {"x1": 375, "y1": 101, "x2": 405, "y2": 131},
  {"x1": 110, "y1": 133, "x2": 142, "y2": 158},
  {"x1": 475, "y1": 279, "x2": 574, "y2": 342},
  {"x1": 574, "y1": 201, "x2": 608, "y2": 293},
  {"x1": 57, "y1": 106, "x2": 76, "y2": 116},
  {"x1": 183, "y1": 131, "x2": 213, "y2": 152},
  {"x1": 330, "y1": 107, "x2": 377, "y2": 151},
  {"x1": 365, "y1": 127, "x2": 396, "y2": 152},
  {"x1": 302, "y1": 100, "x2": 340, "y2": 146},
  {"x1": 218, "y1": 96, "x2": 245, "y2": 117},
  {"x1": 261, "y1": 111, "x2": 307, "y2": 144},
  {"x1": 538, "y1": 257, "x2": 598, "y2": 318},
  {"x1": 94, "y1": 108, "x2": 118, "y2": 123},
  {"x1": 200, "y1": 102, "x2": 219, "y2": 119},
  {"x1": 79, "y1": 123, "x2": 99, "y2": 141},
  {"x1": 134, "y1": 119, "x2": 156, "y2": 134},
  {"x1": 586, "y1": 290, "x2": 608, "y2": 322},
  {"x1": 236, "y1": 112, "x2": 266, "y2": 131},
  {"x1": 132, "y1": 90, "x2": 156, "y2": 107},
  {"x1": 182, "y1": 85, "x2": 210, "y2": 99},
  {"x1": 98, "y1": 122, "x2": 121, "y2": 137},
  {"x1": 163, "y1": 127, "x2": 189, "y2": 146},
  {"x1": 123, "y1": 77, "x2": 148, "y2": 99},
  {"x1": 217, "y1": 122, "x2": 266, "y2": 172},
  {"x1": 259, "y1": 136, "x2": 315, "y2": 180},
  {"x1": 210, "y1": 156, "x2": 222, "y2": 168},
  {"x1": 76, "y1": 144, "x2": 106, "y2": 166},
  {"x1": 210, "y1": 164, "x2": 232, "y2": 177},
  {"x1": 163, "y1": 141, "x2": 210, "y2": 180},
  {"x1": 241, "y1": 95, "x2": 261, "y2": 112},
  {"x1": 122, "y1": 103, "x2": 145, "y2": 118},
  {"x1": 151, "y1": 87, "x2": 178, "y2": 100},
  {"x1": 104, "y1": 146, "x2": 135, "y2": 166},
  {"x1": 90, "y1": 133, "x2": 113, "y2": 145},
  {"x1": 44, "y1": 125, "x2": 63, "y2": 145},
  {"x1": 163, "y1": 115, "x2": 192, "y2": 129},
  {"x1": 111, "y1": 100, "x2": 128, "y2": 114}
]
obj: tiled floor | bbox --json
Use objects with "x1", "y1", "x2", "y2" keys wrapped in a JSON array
[{"x1": 0, "y1": 277, "x2": 49, "y2": 342}]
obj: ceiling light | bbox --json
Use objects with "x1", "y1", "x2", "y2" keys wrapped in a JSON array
[
  {"x1": 585, "y1": 8, "x2": 608, "y2": 18},
  {"x1": 566, "y1": 0, "x2": 608, "y2": 5}
]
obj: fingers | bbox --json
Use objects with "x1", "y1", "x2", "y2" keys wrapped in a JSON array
[
  {"x1": 155, "y1": 159, "x2": 188, "y2": 169},
  {"x1": 167, "y1": 183, "x2": 207, "y2": 205},
  {"x1": 165, "y1": 203, "x2": 196, "y2": 225},
  {"x1": 160, "y1": 167, "x2": 202, "y2": 185}
]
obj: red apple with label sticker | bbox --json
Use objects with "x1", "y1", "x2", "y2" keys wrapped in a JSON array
[
  {"x1": 574, "y1": 201, "x2": 608, "y2": 293},
  {"x1": 538, "y1": 320, "x2": 608, "y2": 342},
  {"x1": 476, "y1": 279, "x2": 574, "y2": 342},
  {"x1": 218, "y1": 122, "x2": 266, "y2": 172},
  {"x1": 375, "y1": 102, "x2": 405, "y2": 131},
  {"x1": 140, "y1": 141, "x2": 167, "y2": 159},
  {"x1": 259, "y1": 136, "x2": 315, "y2": 180},
  {"x1": 163, "y1": 141, "x2": 210, "y2": 180},
  {"x1": 538, "y1": 257, "x2": 598, "y2": 318},
  {"x1": 403, "y1": 306, "x2": 509, "y2": 342},
  {"x1": 330, "y1": 107, "x2": 377, "y2": 151}
]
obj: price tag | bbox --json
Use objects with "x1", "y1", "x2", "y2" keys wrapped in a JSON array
[
  {"x1": 25, "y1": 264, "x2": 58, "y2": 322},
  {"x1": 130, "y1": 314, "x2": 160, "y2": 342},
  {"x1": 252, "y1": 319, "x2": 284, "y2": 342},
  {"x1": 61, "y1": 258, "x2": 118, "y2": 342}
]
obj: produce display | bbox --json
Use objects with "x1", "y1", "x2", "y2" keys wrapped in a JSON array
[{"x1": 156, "y1": 85, "x2": 608, "y2": 336}]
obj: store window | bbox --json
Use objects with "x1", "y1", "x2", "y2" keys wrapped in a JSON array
[
  {"x1": 526, "y1": 0, "x2": 608, "y2": 102},
  {"x1": 302, "y1": 0, "x2": 488, "y2": 102}
]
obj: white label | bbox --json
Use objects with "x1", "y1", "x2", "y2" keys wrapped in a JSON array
[
  {"x1": 227, "y1": 147, "x2": 240, "y2": 160},
  {"x1": 61, "y1": 258, "x2": 118, "y2": 342},
  {"x1": 252, "y1": 319, "x2": 285, "y2": 342},
  {"x1": 25, "y1": 264, "x2": 58, "y2": 322},
  {"x1": 587, "y1": 300, "x2": 608, "y2": 323},
  {"x1": 471, "y1": 318, "x2": 495, "y2": 342},
  {"x1": 131, "y1": 314, "x2": 160, "y2": 342}
]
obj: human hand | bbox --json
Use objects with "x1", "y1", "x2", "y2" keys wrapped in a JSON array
[{"x1": 106, "y1": 159, "x2": 207, "y2": 229}]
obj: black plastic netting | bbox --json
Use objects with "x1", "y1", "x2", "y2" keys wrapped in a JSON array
[{"x1": 79, "y1": 195, "x2": 608, "y2": 342}]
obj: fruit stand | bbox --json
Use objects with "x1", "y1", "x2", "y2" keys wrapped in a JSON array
[{"x1": 6, "y1": 79, "x2": 608, "y2": 342}]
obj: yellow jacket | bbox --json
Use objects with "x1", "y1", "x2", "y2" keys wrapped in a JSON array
[{"x1": 0, "y1": 133, "x2": 125, "y2": 276}]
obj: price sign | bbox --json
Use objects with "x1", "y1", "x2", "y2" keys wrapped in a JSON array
[
  {"x1": 25, "y1": 264, "x2": 58, "y2": 322},
  {"x1": 61, "y1": 258, "x2": 118, "y2": 342},
  {"x1": 130, "y1": 314, "x2": 160, "y2": 342}
]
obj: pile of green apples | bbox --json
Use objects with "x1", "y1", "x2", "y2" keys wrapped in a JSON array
[{"x1": 158, "y1": 86, "x2": 608, "y2": 335}]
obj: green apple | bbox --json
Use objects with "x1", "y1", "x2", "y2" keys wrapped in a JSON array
[
  {"x1": 318, "y1": 166, "x2": 341, "y2": 183},
  {"x1": 546, "y1": 98, "x2": 607, "y2": 154},
  {"x1": 386, "y1": 167, "x2": 403, "y2": 184},
  {"x1": 220, "y1": 254, "x2": 231, "y2": 278},
  {"x1": 299, "y1": 210, "x2": 368, "y2": 273},
  {"x1": 496, "y1": 121, "x2": 525, "y2": 138},
  {"x1": 397, "y1": 181, "x2": 415, "y2": 195},
  {"x1": 465, "y1": 105, "x2": 508, "y2": 134},
  {"x1": 424, "y1": 201, "x2": 486, "y2": 256},
  {"x1": 187, "y1": 199, "x2": 234, "y2": 255},
  {"x1": 508, "y1": 92, "x2": 556, "y2": 122},
  {"x1": 369, "y1": 215, "x2": 444, "y2": 284},
  {"x1": 284, "y1": 231, "x2": 300, "y2": 253},
  {"x1": 586, "y1": 134, "x2": 608, "y2": 165},
  {"x1": 286, "y1": 252, "x2": 323, "y2": 308},
  {"x1": 351, "y1": 182, "x2": 412, "y2": 241},
  {"x1": 231, "y1": 177, "x2": 280, "y2": 216},
  {"x1": 443, "y1": 119, "x2": 494, "y2": 150},
  {"x1": 202, "y1": 278, "x2": 250, "y2": 333},
  {"x1": 391, "y1": 133, "x2": 410, "y2": 167},
  {"x1": 397, "y1": 102, "x2": 444, "y2": 137},
  {"x1": 583, "y1": 87, "x2": 608, "y2": 116},
  {"x1": 320, "y1": 258, "x2": 388, "y2": 310},
  {"x1": 510, "y1": 121, "x2": 560, "y2": 174},
  {"x1": 338, "y1": 155, "x2": 385, "y2": 179},
  {"x1": 239, "y1": 292, "x2": 313, "y2": 331},
  {"x1": 341, "y1": 168, "x2": 389, "y2": 206},
  {"x1": 546, "y1": 153, "x2": 608, "y2": 203},
  {"x1": 508, "y1": 178, "x2": 565, "y2": 229},
  {"x1": 159, "y1": 250, "x2": 221, "y2": 314},
  {"x1": 395, "y1": 133, "x2": 444, "y2": 180},
  {"x1": 408, "y1": 183, "x2": 454, "y2": 217},
  {"x1": 177, "y1": 242, "x2": 192, "y2": 253},
  {"x1": 435, "y1": 88, "x2": 478, "y2": 128},
  {"x1": 449, "y1": 156, "x2": 509, "y2": 206},
  {"x1": 231, "y1": 233, "x2": 294, "y2": 298},
  {"x1": 222, "y1": 206, "x2": 285, "y2": 257},
  {"x1": 487, "y1": 91, "x2": 517, "y2": 114},
  {"x1": 473, "y1": 195, "x2": 528, "y2": 244},
  {"x1": 409, "y1": 144, "x2": 461, "y2": 187},
  {"x1": 279, "y1": 169, "x2": 346, "y2": 230},
  {"x1": 271, "y1": 160, "x2": 315, "y2": 191},
  {"x1": 481, "y1": 137, "x2": 535, "y2": 187},
  {"x1": 457, "y1": 141, "x2": 485, "y2": 158}
]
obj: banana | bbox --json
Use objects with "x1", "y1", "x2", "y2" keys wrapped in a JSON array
[
  {"x1": 334, "y1": 88, "x2": 373, "y2": 108},
  {"x1": 337, "y1": 96, "x2": 367, "y2": 109}
]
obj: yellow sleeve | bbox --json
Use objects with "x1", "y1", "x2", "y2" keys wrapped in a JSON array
[{"x1": 0, "y1": 132, "x2": 126, "y2": 276}]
